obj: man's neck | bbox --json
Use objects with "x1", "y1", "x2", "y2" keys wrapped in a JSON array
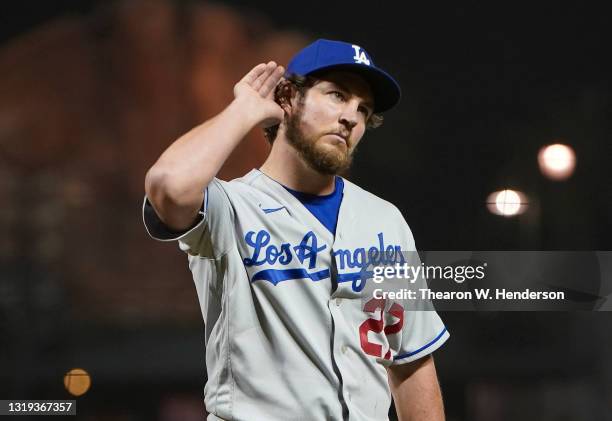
[{"x1": 259, "y1": 138, "x2": 336, "y2": 195}]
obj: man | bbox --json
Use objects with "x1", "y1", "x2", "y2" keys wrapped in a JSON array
[{"x1": 143, "y1": 39, "x2": 449, "y2": 420}]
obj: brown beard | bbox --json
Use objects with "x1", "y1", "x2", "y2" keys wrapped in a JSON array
[{"x1": 285, "y1": 104, "x2": 354, "y2": 175}]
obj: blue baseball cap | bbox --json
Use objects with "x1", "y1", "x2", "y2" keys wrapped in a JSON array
[{"x1": 286, "y1": 39, "x2": 401, "y2": 112}]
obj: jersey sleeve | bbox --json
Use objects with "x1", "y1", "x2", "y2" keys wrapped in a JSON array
[
  {"x1": 388, "y1": 218, "x2": 450, "y2": 365},
  {"x1": 142, "y1": 177, "x2": 236, "y2": 258},
  {"x1": 389, "y1": 306, "x2": 449, "y2": 365}
]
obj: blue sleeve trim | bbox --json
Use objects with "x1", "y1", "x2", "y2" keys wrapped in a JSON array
[
  {"x1": 142, "y1": 187, "x2": 207, "y2": 241},
  {"x1": 393, "y1": 326, "x2": 448, "y2": 361}
]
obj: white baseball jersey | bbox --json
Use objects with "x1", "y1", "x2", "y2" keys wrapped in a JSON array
[{"x1": 143, "y1": 169, "x2": 449, "y2": 421}]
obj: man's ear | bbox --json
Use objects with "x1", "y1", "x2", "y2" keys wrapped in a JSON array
[{"x1": 275, "y1": 80, "x2": 297, "y2": 114}]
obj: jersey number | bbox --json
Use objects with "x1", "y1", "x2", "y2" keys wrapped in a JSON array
[{"x1": 359, "y1": 298, "x2": 404, "y2": 360}]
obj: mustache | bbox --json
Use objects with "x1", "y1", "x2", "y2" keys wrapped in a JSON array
[{"x1": 325, "y1": 130, "x2": 351, "y2": 144}]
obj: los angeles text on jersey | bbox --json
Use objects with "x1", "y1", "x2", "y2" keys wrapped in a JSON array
[
  {"x1": 373, "y1": 288, "x2": 566, "y2": 300},
  {"x1": 242, "y1": 230, "x2": 404, "y2": 291}
]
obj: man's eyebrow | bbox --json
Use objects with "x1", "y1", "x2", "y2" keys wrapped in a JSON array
[
  {"x1": 327, "y1": 80, "x2": 374, "y2": 111},
  {"x1": 328, "y1": 79, "x2": 350, "y2": 93}
]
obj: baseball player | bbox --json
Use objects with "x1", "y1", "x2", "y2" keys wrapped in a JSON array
[{"x1": 143, "y1": 39, "x2": 449, "y2": 420}]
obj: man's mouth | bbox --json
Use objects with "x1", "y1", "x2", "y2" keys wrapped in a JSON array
[{"x1": 327, "y1": 132, "x2": 349, "y2": 145}]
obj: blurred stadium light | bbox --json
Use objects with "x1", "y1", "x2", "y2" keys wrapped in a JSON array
[
  {"x1": 487, "y1": 189, "x2": 529, "y2": 217},
  {"x1": 537, "y1": 143, "x2": 576, "y2": 181}
]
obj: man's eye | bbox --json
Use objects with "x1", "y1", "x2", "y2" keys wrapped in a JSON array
[
  {"x1": 330, "y1": 91, "x2": 346, "y2": 101},
  {"x1": 358, "y1": 106, "x2": 370, "y2": 117}
]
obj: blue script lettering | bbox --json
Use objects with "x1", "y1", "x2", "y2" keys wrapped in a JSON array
[
  {"x1": 333, "y1": 232, "x2": 402, "y2": 269},
  {"x1": 243, "y1": 230, "x2": 404, "y2": 291},
  {"x1": 293, "y1": 231, "x2": 326, "y2": 269},
  {"x1": 243, "y1": 230, "x2": 292, "y2": 266}
]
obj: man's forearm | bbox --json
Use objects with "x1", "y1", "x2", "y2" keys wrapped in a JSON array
[
  {"x1": 144, "y1": 62, "x2": 284, "y2": 231},
  {"x1": 145, "y1": 98, "x2": 261, "y2": 227},
  {"x1": 387, "y1": 355, "x2": 445, "y2": 421}
]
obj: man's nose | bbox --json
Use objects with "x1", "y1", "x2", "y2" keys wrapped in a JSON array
[{"x1": 339, "y1": 105, "x2": 359, "y2": 130}]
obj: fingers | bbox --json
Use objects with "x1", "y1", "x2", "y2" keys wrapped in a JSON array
[
  {"x1": 251, "y1": 61, "x2": 279, "y2": 91},
  {"x1": 239, "y1": 63, "x2": 268, "y2": 85},
  {"x1": 238, "y1": 61, "x2": 285, "y2": 97},
  {"x1": 260, "y1": 65, "x2": 285, "y2": 98}
]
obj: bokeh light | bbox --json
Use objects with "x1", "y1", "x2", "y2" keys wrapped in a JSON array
[
  {"x1": 538, "y1": 143, "x2": 576, "y2": 180},
  {"x1": 487, "y1": 189, "x2": 528, "y2": 217},
  {"x1": 64, "y1": 368, "x2": 91, "y2": 397}
]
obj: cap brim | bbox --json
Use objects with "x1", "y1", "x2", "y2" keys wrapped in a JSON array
[{"x1": 308, "y1": 63, "x2": 401, "y2": 113}]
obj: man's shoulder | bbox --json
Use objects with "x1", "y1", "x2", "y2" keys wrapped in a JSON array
[
  {"x1": 216, "y1": 169, "x2": 261, "y2": 186},
  {"x1": 343, "y1": 178, "x2": 417, "y2": 247},
  {"x1": 212, "y1": 169, "x2": 264, "y2": 194},
  {"x1": 342, "y1": 177, "x2": 404, "y2": 218},
  {"x1": 212, "y1": 170, "x2": 283, "y2": 208}
]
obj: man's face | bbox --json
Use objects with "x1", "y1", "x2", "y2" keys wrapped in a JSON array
[{"x1": 284, "y1": 71, "x2": 374, "y2": 175}]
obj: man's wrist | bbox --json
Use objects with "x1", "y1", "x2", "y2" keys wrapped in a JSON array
[{"x1": 227, "y1": 96, "x2": 267, "y2": 130}]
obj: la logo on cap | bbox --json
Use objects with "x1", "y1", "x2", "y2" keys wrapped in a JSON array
[
  {"x1": 285, "y1": 38, "x2": 400, "y2": 111},
  {"x1": 351, "y1": 45, "x2": 370, "y2": 66}
]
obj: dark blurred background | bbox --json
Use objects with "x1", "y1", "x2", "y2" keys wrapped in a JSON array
[{"x1": 1, "y1": 1, "x2": 611, "y2": 420}]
